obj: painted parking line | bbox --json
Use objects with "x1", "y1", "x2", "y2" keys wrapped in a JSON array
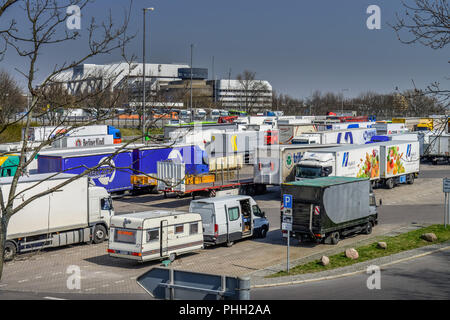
[{"x1": 44, "y1": 296, "x2": 67, "y2": 300}]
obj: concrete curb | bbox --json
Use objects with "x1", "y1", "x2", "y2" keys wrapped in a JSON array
[{"x1": 251, "y1": 240, "x2": 450, "y2": 289}]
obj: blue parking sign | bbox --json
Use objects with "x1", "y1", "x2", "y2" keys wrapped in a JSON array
[{"x1": 283, "y1": 194, "x2": 293, "y2": 209}]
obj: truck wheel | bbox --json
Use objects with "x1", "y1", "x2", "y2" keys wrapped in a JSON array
[
  {"x1": 259, "y1": 227, "x2": 268, "y2": 238},
  {"x1": 407, "y1": 174, "x2": 415, "y2": 185},
  {"x1": 330, "y1": 232, "x2": 340, "y2": 245},
  {"x1": 363, "y1": 222, "x2": 373, "y2": 235},
  {"x1": 169, "y1": 253, "x2": 176, "y2": 262},
  {"x1": 3, "y1": 241, "x2": 17, "y2": 261},
  {"x1": 93, "y1": 225, "x2": 107, "y2": 244},
  {"x1": 386, "y1": 178, "x2": 394, "y2": 189}
]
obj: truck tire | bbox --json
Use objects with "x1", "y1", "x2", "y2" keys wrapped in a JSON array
[
  {"x1": 363, "y1": 222, "x2": 373, "y2": 235},
  {"x1": 386, "y1": 178, "x2": 394, "y2": 189},
  {"x1": 93, "y1": 225, "x2": 107, "y2": 244},
  {"x1": 330, "y1": 232, "x2": 340, "y2": 245},
  {"x1": 169, "y1": 253, "x2": 176, "y2": 262},
  {"x1": 259, "y1": 226, "x2": 268, "y2": 238},
  {"x1": 3, "y1": 241, "x2": 17, "y2": 261},
  {"x1": 407, "y1": 174, "x2": 415, "y2": 185}
]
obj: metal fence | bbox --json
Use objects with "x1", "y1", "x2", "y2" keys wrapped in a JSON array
[{"x1": 137, "y1": 267, "x2": 251, "y2": 300}]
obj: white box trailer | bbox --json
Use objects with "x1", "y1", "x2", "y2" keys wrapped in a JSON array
[
  {"x1": 374, "y1": 123, "x2": 409, "y2": 135},
  {"x1": 1, "y1": 173, "x2": 113, "y2": 260},
  {"x1": 253, "y1": 144, "x2": 338, "y2": 185},
  {"x1": 320, "y1": 122, "x2": 375, "y2": 131},
  {"x1": 108, "y1": 211, "x2": 203, "y2": 262},
  {"x1": 297, "y1": 144, "x2": 382, "y2": 181},
  {"x1": 293, "y1": 128, "x2": 377, "y2": 145},
  {"x1": 297, "y1": 141, "x2": 420, "y2": 188},
  {"x1": 209, "y1": 130, "x2": 266, "y2": 163},
  {"x1": 278, "y1": 124, "x2": 317, "y2": 144},
  {"x1": 51, "y1": 134, "x2": 114, "y2": 149},
  {"x1": 422, "y1": 134, "x2": 450, "y2": 164},
  {"x1": 378, "y1": 140, "x2": 420, "y2": 188}
]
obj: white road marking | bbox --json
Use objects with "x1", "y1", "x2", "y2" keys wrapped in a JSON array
[
  {"x1": 114, "y1": 280, "x2": 125, "y2": 284},
  {"x1": 18, "y1": 279, "x2": 29, "y2": 283},
  {"x1": 44, "y1": 296, "x2": 67, "y2": 300}
]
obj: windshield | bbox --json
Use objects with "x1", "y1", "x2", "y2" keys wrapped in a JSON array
[{"x1": 296, "y1": 165, "x2": 322, "y2": 178}]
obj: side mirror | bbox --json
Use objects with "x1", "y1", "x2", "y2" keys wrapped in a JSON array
[{"x1": 262, "y1": 211, "x2": 266, "y2": 218}]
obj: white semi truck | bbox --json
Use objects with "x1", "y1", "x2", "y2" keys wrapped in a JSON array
[
  {"x1": 295, "y1": 141, "x2": 420, "y2": 188},
  {"x1": 253, "y1": 144, "x2": 338, "y2": 185},
  {"x1": 1, "y1": 173, "x2": 114, "y2": 261}
]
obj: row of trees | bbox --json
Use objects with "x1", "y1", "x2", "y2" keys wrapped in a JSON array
[{"x1": 272, "y1": 89, "x2": 447, "y2": 118}]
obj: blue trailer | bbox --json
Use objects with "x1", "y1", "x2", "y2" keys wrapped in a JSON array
[
  {"x1": 38, "y1": 147, "x2": 134, "y2": 193},
  {"x1": 133, "y1": 144, "x2": 208, "y2": 176},
  {"x1": 37, "y1": 144, "x2": 208, "y2": 194}
]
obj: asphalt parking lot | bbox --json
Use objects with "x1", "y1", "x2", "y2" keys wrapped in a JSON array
[{"x1": 0, "y1": 164, "x2": 448, "y2": 296}]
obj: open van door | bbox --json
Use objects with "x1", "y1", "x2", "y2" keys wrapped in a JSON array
[
  {"x1": 225, "y1": 205, "x2": 243, "y2": 243},
  {"x1": 160, "y1": 220, "x2": 169, "y2": 257}
]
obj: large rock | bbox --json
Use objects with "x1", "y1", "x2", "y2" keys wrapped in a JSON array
[
  {"x1": 377, "y1": 242, "x2": 387, "y2": 249},
  {"x1": 421, "y1": 233, "x2": 437, "y2": 242},
  {"x1": 345, "y1": 248, "x2": 359, "y2": 260},
  {"x1": 320, "y1": 256, "x2": 330, "y2": 266}
]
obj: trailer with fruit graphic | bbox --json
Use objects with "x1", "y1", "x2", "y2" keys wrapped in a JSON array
[
  {"x1": 379, "y1": 140, "x2": 420, "y2": 189},
  {"x1": 295, "y1": 145, "x2": 381, "y2": 181}
]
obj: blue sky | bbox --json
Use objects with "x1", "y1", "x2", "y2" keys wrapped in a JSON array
[{"x1": 1, "y1": 0, "x2": 448, "y2": 99}]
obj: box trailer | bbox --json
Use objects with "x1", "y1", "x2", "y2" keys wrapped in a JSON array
[
  {"x1": 293, "y1": 128, "x2": 377, "y2": 145},
  {"x1": 374, "y1": 122, "x2": 409, "y2": 135},
  {"x1": 253, "y1": 144, "x2": 338, "y2": 185},
  {"x1": 108, "y1": 211, "x2": 203, "y2": 262},
  {"x1": 51, "y1": 134, "x2": 114, "y2": 148},
  {"x1": 392, "y1": 118, "x2": 421, "y2": 131},
  {"x1": 277, "y1": 124, "x2": 317, "y2": 144},
  {"x1": 378, "y1": 140, "x2": 420, "y2": 188},
  {"x1": 281, "y1": 177, "x2": 378, "y2": 243},
  {"x1": 1, "y1": 173, "x2": 113, "y2": 260},
  {"x1": 296, "y1": 144, "x2": 382, "y2": 181},
  {"x1": 321, "y1": 122, "x2": 375, "y2": 130},
  {"x1": 37, "y1": 147, "x2": 135, "y2": 194},
  {"x1": 208, "y1": 130, "x2": 267, "y2": 164},
  {"x1": 420, "y1": 134, "x2": 450, "y2": 164}
]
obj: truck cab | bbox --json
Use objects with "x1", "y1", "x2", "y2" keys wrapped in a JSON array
[
  {"x1": 107, "y1": 126, "x2": 122, "y2": 144},
  {"x1": 88, "y1": 185, "x2": 114, "y2": 230},
  {"x1": 295, "y1": 152, "x2": 335, "y2": 180},
  {"x1": 189, "y1": 195, "x2": 269, "y2": 246}
]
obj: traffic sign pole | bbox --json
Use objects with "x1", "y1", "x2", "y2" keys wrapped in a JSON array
[{"x1": 287, "y1": 230, "x2": 290, "y2": 274}]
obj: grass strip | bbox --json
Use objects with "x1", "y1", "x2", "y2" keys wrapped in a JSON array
[{"x1": 268, "y1": 224, "x2": 450, "y2": 278}]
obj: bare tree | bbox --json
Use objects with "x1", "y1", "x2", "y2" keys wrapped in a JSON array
[
  {"x1": 236, "y1": 70, "x2": 271, "y2": 114},
  {"x1": 391, "y1": 0, "x2": 450, "y2": 106},
  {"x1": 0, "y1": 0, "x2": 137, "y2": 280},
  {"x1": 0, "y1": 69, "x2": 26, "y2": 125}
]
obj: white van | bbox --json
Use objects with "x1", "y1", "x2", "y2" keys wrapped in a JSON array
[
  {"x1": 108, "y1": 211, "x2": 203, "y2": 262},
  {"x1": 189, "y1": 196, "x2": 269, "y2": 246}
]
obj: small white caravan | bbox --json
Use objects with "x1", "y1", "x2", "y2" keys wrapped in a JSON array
[{"x1": 108, "y1": 211, "x2": 203, "y2": 262}]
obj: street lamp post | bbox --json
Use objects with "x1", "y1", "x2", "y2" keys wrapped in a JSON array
[
  {"x1": 341, "y1": 88, "x2": 349, "y2": 115},
  {"x1": 142, "y1": 7, "x2": 154, "y2": 144},
  {"x1": 190, "y1": 44, "x2": 194, "y2": 123}
]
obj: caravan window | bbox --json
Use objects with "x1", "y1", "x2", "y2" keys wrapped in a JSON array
[
  {"x1": 190, "y1": 223, "x2": 199, "y2": 235},
  {"x1": 114, "y1": 228, "x2": 136, "y2": 244},
  {"x1": 175, "y1": 224, "x2": 184, "y2": 234},
  {"x1": 228, "y1": 207, "x2": 240, "y2": 221},
  {"x1": 146, "y1": 228, "x2": 159, "y2": 242}
]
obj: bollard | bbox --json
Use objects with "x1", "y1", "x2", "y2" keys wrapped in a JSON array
[{"x1": 237, "y1": 276, "x2": 251, "y2": 300}]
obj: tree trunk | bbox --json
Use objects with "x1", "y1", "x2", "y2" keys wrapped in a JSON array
[{"x1": 0, "y1": 216, "x2": 6, "y2": 281}]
